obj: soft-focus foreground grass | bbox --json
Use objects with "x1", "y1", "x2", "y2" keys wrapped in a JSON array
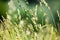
[
  {"x1": 0, "y1": 0, "x2": 60, "y2": 40},
  {"x1": 0, "y1": 19, "x2": 60, "y2": 40},
  {"x1": 0, "y1": 18, "x2": 60, "y2": 40}
]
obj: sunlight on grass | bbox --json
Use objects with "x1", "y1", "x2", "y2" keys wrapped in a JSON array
[{"x1": 0, "y1": 0, "x2": 60, "y2": 40}]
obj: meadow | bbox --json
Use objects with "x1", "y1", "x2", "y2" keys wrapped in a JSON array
[{"x1": 0, "y1": 0, "x2": 60, "y2": 40}]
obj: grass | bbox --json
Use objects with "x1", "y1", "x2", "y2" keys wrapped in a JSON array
[
  {"x1": 0, "y1": 0, "x2": 60, "y2": 40},
  {"x1": 0, "y1": 18, "x2": 60, "y2": 40}
]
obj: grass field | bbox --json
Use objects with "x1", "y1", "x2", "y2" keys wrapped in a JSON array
[{"x1": 0, "y1": 0, "x2": 60, "y2": 40}]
